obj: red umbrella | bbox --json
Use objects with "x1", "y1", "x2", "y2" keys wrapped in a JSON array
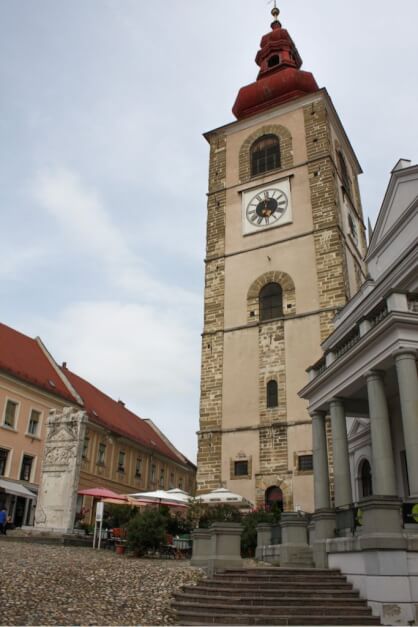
[{"x1": 78, "y1": 487, "x2": 128, "y2": 500}]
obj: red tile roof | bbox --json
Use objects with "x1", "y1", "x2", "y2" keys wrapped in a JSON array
[
  {"x1": 0, "y1": 323, "x2": 79, "y2": 403},
  {"x1": 62, "y1": 367, "x2": 187, "y2": 466}
]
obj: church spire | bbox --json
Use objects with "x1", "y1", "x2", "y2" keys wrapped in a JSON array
[{"x1": 232, "y1": 6, "x2": 318, "y2": 120}]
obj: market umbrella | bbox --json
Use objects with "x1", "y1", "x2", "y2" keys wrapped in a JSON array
[
  {"x1": 78, "y1": 487, "x2": 128, "y2": 501},
  {"x1": 197, "y1": 487, "x2": 253, "y2": 508},
  {"x1": 129, "y1": 489, "x2": 189, "y2": 508}
]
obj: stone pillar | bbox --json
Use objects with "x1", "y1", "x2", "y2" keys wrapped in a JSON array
[
  {"x1": 395, "y1": 350, "x2": 418, "y2": 497},
  {"x1": 329, "y1": 399, "x2": 352, "y2": 508},
  {"x1": 312, "y1": 509, "x2": 336, "y2": 569},
  {"x1": 359, "y1": 496, "x2": 404, "y2": 547},
  {"x1": 256, "y1": 523, "x2": 272, "y2": 549},
  {"x1": 311, "y1": 411, "x2": 330, "y2": 510},
  {"x1": 366, "y1": 371, "x2": 397, "y2": 495},
  {"x1": 280, "y1": 513, "x2": 313, "y2": 567},
  {"x1": 191, "y1": 528, "x2": 212, "y2": 568},
  {"x1": 207, "y1": 523, "x2": 243, "y2": 576},
  {"x1": 35, "y1": 407, "x2": 88, "y2": 534}
]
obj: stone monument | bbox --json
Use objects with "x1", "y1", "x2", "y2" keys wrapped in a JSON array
[{"x1": 35, "y1": 406, "x2": 87, "y2": 534}]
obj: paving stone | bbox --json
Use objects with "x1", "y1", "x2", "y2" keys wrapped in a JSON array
[{"x1": 0, "y1": 539, "x2": 202, "y2": 626}]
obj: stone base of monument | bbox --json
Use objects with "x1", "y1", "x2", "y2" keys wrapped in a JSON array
[{"x1": 4, "y1": 526, "x2": 91, "y2": 547}]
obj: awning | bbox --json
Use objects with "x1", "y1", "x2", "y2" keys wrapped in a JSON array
[{"x1": 0, "y1": 478, "x2": 36, "y2": 499}]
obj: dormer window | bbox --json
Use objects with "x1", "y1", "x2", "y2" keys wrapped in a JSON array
[
  {"x1": 251, "y1": 134, "x2": 281, "y2": 177},
  {"x1": 268, "y1": 55, "x2": 281, "y2": 68}
]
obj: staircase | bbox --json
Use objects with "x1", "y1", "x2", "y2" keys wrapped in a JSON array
[{"x1": 172, "y1": 568, "x2": 381, "y2": 625}]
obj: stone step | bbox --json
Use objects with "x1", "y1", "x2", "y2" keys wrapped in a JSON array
[
  {"x1": 172, "y1": 601, "x2": 373, "y2": 617},
  {"x1": 174, "y1": 611, "x2": 381, "y2": 626},
  {"x1": 214, "y1": 572, "x2": 347, "y2": 583},
  {"x1": 174, "y1": 592, "x2": 367, "y2": 607},
  {"x1": 200, "y1": 579, "x2": 354, "y2": 590},
  {"x1": 181, "y1": 585, "x2": 359, "y2": 599},
  {"x1": 221, "y1": 568, "x2": 340, "y2": 575}
]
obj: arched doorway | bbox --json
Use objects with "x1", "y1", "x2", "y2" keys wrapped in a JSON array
[
  {"x1": 359, "y1": 459, "x2": 373, "y2": 498},
  {"x1": 265, "y1": 486, "x2": 284, "y2": 512}
]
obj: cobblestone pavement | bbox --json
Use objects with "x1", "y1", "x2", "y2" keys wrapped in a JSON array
[{"x1": 0, "y1": 540, "x2": 202, "y2": 626}]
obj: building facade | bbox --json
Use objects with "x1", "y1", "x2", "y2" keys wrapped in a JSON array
[
  {"x1": 197, "y1": 7, "x2": 367, "y2": 511},
  {"x1": 299, "y1": 159, "x2": 418, "y2": 625},
  {"x1": 0, "y1": 322, "x2": 196, "y2": 527}
]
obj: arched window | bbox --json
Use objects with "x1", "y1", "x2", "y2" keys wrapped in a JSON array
[
  {"x1": 267, "y1": 380, "x2": 278, "y2": 408},
  {"x1": 359, "y1": 459, "x2": 373, "y2": 498},
  {"x1": 251, "y1": 134, "x2": 281, "y2": 177},
  {"x1": 259, "y1": 283, "x2": 283, "y2": 321},
  {"x1": 268, "y1": 55, "x2": 281, "y2": 68},
  {"x1": 265, "y1": 486, "x2": 283, "y2": 512}
]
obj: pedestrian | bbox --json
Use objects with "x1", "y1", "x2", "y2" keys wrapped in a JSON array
[{"x1": 0, "y1": 508, "x2": 7, "y2": 535}]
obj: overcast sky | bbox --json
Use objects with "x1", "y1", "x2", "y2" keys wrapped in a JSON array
[{"x1": 1, "y1": 0, "x2": 417, "y2": 463}]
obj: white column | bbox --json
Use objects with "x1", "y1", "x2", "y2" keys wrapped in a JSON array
[
  {"x1": 366, "y1": 371, "x2": 397, "y2": 495},
  {"x1": 329, "y1": 399, "x2": 352, "y2": 508},
  {"x1": 311, "y1": 411, "x2": 330, "y2": 510},
  {"x1": 395, "y1": 350, "x2": 418, "y2": 496}
]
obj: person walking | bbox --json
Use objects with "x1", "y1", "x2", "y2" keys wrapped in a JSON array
[{"x1": 0, "y1": 508, "x2": 7, "y2": 535}]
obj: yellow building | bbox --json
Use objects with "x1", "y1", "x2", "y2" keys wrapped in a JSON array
[{"x1": 0, "y1": 322, "x2": 195, "y2": 527}]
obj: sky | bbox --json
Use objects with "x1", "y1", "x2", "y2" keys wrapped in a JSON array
[{"x1": 1, "y1": 0, "x2": 418, "y2": 463}]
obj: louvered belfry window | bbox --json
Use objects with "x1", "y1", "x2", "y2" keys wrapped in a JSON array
[
  {"x1": 251, "y1": 134, "x2": 281, "y2": 176},
  {"x1": 259, "y1": 283, "x2": 283, "y2": 321}
]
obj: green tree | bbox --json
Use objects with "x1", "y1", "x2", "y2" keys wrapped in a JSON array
[{"x1": 127, "y1": 509, "x2": 167, "y2": 556}]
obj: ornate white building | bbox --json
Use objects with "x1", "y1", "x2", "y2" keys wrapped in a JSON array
[{"x1": 300, "y1": 158, "x2": 418, "y2": 625}]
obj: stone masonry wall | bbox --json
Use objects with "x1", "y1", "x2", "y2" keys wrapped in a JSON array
[
  {"x1": 196, "y1": 133, "x2": 227, "y2": 493},
  {"x1": 304, "y1": 102, "x2": 350, "y2": 340}
]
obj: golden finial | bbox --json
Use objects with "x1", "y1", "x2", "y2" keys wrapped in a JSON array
[{"x1": 270, "y1": 0, "x2": 280, "y2": 22}]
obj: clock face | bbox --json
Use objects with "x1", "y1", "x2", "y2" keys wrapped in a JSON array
[{"x1": 246, "y1": 188, "x2": 288, "y2": 228}]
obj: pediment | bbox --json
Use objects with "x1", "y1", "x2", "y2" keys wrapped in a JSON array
[
  {"x1": 367, "y1": 161, "x2": 418, "y2": 265},
  {"x1": 347, "y1": 418, "x2": 369, "y2": 439}
]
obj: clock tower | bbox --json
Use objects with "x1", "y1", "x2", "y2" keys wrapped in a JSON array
[{"x1": 197, "y1": 6, "x2": 367, "y2": 511}]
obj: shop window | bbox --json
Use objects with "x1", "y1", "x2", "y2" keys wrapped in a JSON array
[
  {"x1": 0, "y1": 448, "x2": 9, "y2": 476},
  {"x1": 27, "y1": 410, "x2": 41, "y2": 436},
  {"x1": 267, "y1": 380, "x2": 278, "y2": 408},
  {"x1": 298, "y1": 454, "x2": 313, "y2": 472},
  {"x1": 251, "y1": 134, "x2": 281, "y2": 177},
  {"x1": 20, "y1": 455, "x2": 34, "y2": 482},
  {"x1": 4, "y1": 400, "x2": 18, "y2": 429},
  {"x1": 118, "y1": 451, "x2": 126, "y2": 473}
]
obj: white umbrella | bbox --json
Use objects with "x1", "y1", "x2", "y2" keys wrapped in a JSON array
[
  {"x1": 166, "y1": 488, "x2": 191, "y2": 503},
  {"x1": 197, "y1": 487, "x2": 253, "y2": 508},
  {"x1": 129, "y1": 489, "x2": 189, "y2": 507}
]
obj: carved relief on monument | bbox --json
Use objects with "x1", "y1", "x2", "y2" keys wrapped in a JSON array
[{"x1": 35, "y1": 406, "x2": 88, "y2": 533}]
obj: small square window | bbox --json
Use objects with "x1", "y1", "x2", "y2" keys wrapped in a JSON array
[
  {"x1": 234, "y1": 461, "x2": 249, "y2": 477},
  {"x1": 298, "y1": 455, "x2": 313, "y2": 472},
  {"x1": 28, "y1": 410, "x2": 41, "y2": 436},
  {"x1": 4, "y1": 400, "x2": 18, "y2": 429}
]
